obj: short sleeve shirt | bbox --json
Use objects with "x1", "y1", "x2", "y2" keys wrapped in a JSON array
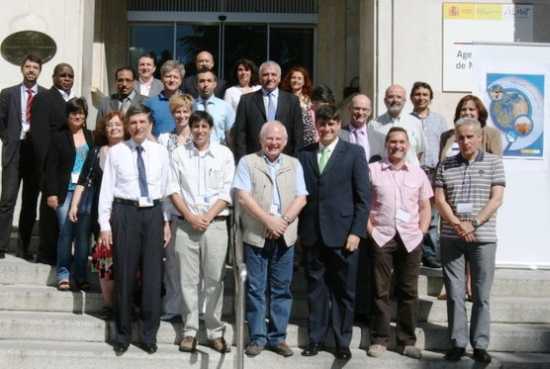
[{"x1": 435, "y1": 151, "x2": 506, "y2": 242}]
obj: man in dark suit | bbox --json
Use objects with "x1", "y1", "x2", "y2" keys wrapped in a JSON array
[
  {"x1": 297, "y1": 105, "x2": 370, "y2": 360},
  {"x1": 0, "y1": 55, "x2": 46, "y2": 259},
  {"x1": 30, "y1": 63, "x2": 75, "y2": 264},
  {"x1": 233, "y1": 61, "x2": 303, "y2": 161},
  {"x1": 181, "y1": 51, "x2": 226, "y2": 99},
  {"x1": 96, "y1": 66, "x2": 146, "y2": 123}
]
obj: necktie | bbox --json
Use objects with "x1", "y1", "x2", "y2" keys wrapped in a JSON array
[
  {"x1": 136, "y1": 145, "x2": 149, "y2": 198},
  {"x1": 202, "y1": 100, "x2": 209, "y2": 113},
  {"x1": 26, "y1": 89, "x2": 34, "y2": 123},
  {"x1": 318, "y1": 147, "x2": 330, "y2": 173},
  {"x1": 267, "y1": 92, "x2": 276, "y2": 121}
]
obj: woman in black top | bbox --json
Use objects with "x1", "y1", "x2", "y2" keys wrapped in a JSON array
[
  {"x1": 69, "y1": 111, "x2": 125, "y2": 314},
  {"x1": 44, "y1": 98, "x2": 93, "y2": 291}
]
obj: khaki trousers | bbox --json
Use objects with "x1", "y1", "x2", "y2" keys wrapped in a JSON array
[{"x1": 173, "y1": 218, "x2": 228, "y2": 339}]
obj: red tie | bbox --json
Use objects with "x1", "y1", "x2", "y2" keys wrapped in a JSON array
[{"x1": 26, "y1": 89, "x2": 34, "y2": 124}]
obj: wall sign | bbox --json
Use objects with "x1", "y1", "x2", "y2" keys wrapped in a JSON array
[{"x1": 1, "y1": 30, "x2": 57, "y2": 65}]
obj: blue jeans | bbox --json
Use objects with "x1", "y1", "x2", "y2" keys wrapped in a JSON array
[
  {"x1": 55, "y1": 191, "x2": 91, "y2": 283},
  {"x1": 245, "y1": 240, "x2": 294, "y2": 347}
]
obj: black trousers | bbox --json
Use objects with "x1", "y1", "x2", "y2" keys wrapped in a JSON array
[
  {"x1": 354, "y1": 238, "x2": 374, "y2": 319},
  {"x1": 0, "y1": 137, "x2": 40, "y2": 254},
  {"x1": 371, "y1": 235, "x2": 422, "y2": 347},
  {"x1": 304, "y1": 243, "x2": 359, "y2": 348},
  {"x1": 112, "y1": 201, "x2": 164, "y2": 345}
]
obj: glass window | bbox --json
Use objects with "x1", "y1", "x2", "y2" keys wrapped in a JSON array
[
  {"x1": 175, "y1": 24, "x2": 219, "y2": 77},
  {"x1": 129, "y1": 24, "x2": 174, "y2": 77},
  {"x1": 223, "y1": 25, "x2": 267, "y2": 86},
  {"x1": 269, "y1": 27, "x2": 314, "y2": 79}
]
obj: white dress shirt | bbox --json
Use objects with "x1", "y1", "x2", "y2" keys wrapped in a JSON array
[
  {"x1": 57, "y1": 88, "x2": 74, "y2": 102},
  {"x1": 317, "y1": 137, "x2": 339, "y2": 164},
  {"x1": 224, "y1": 85, "x2": 261, "y2": 111},
  {"x1": 370, "y1": 112, "x2": 426, "y2": 166},
  {"x1": 138, "y1": 78, "x2": 152, "y2": 96},
  {"x1": 167, "y1": 141, "x2": 235, "y2": 217},
  {"x1": 98, "y1": 139, "x2": 171, "y2": 231},
  {"x1": 20, "y1": 84, "x2": 38, "y2": 139}
]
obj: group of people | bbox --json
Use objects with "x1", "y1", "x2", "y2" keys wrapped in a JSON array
[{"x1": 0, "y1": 51, "x2": 505, "y2": 364}]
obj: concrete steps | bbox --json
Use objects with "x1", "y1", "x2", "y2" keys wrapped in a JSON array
[
  {"x1": 1, "y1": 310, "x2": 550, "y2": 353},
  {"x1": 0, "y1": 339, "x2": 507, "y2": 369}
]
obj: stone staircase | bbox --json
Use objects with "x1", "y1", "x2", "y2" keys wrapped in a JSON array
[{"x1": 2, "y1": 239, "x2": 550, "y2": 368}]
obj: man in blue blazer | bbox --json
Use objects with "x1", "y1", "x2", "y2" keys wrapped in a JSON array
[
  {"x1": 298, "y1": 104, "x2": 370, "y2": 360},
  {"x1": 0, "y1": 55, "x2": 46, "y2": 259}
]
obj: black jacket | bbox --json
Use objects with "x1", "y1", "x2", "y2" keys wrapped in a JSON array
[
  {"x1": 44, "y1": 128, "x2": 94, "y2": 204},
  {"x1": 0, "y1": 83, "x2": 46, "y2": 166},
  {"x1": 233, "y1": 89, "x2": 303, "y2": 161},
  {"x1": 297, "y1": 139, "x2": 370, "y2": 247},
  {"x1": 30, "y1": 87, "x2": 69, "y2": 174}
]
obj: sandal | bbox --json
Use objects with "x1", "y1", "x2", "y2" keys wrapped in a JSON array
[{"x1": 57, "y1": 280, "x2": 70, "y2": 291}]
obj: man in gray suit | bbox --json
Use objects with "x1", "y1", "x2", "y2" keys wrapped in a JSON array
[
  {"x1": 96, "y1": 67, "x2": 146, "y2": 123},
  {"x1": 135, "y1": 53, "x2": 163, "y2": 97},
  {"x1": 0, "y1": 54, "x2": 46, "y2": 259}
]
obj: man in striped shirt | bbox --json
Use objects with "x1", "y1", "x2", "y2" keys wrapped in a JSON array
[{"x1": 434, "y1": 117, "x2": 505, "y2": 364}]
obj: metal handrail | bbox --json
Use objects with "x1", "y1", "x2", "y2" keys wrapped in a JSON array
[{"x1": 231, "y1": 202, "x2": 247, "y2": 369}]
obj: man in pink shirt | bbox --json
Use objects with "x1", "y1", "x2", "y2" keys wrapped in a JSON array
[{"x1": 366, "y1": 127, "x2": 432, "y2": 359}]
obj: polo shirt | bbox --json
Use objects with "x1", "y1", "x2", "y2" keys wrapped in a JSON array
[
  {"x1": 434, "y1": 151, "x2": 505, "y2": 242},
  {"x1": 144, "y1": 91, "x2": 175, "y2": 137}
]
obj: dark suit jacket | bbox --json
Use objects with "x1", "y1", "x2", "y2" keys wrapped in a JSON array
[
  {"x1": 233, "y1": 89, "x2": 303, "y2": 161},
  {"x1": 298, "y1": 139, "x2": 370, "y2": 247},
  {"x1": 181, "y1": 75, "x2": 226, "y2": 99},
  {"x1": 0, "y1": 83, "x2": 46, "y2": 166},
  {"x1": 30, "y1": 87, "x2": 69, "y2": 175},
  {"x1": 44, "y1": 128, "x2": 93, "y2": 204},
  {"x1": 96, "y1": 91, "x2": 146, "y2": 123}
]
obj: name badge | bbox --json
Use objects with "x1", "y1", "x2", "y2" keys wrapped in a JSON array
[
  {"x1": 71, "y1": 173, "x2": 80, "y2": 184},
  {"x1": 138, "y1": 197, "x2": 154, "y2": 208},
  {"x1": 456, "y1": 203, "x2": 473, "y2": 214},
  {"x1": 396, "y1": 209, "x2": 411, "y2": 222},
  {"x1": 270, "y1": 204, "x2": 279, "y2": 215}
]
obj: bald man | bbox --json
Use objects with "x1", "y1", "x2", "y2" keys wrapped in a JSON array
[
  {"x1": 343, "y1": 94, "x2": 385, "y2": 163},
  {"x1": 370, "y1": 85, "x2": 425, "y2": 166},
  {"x1": 182, "y1": 51, "x2": 226, "y2": 98}
]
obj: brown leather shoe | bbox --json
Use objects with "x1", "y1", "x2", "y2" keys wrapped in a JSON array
[
  {"x1": 179, "y1": 336, "x2": 197, "y2": 352},
  {"x1": 208, "y1": 337, "x2": 230, "y2": 353},
  {"x1": 269, "y1": 341, "x2": 293, "y2": 357}
]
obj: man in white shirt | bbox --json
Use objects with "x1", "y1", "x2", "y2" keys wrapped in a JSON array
[
  {"x1": 370, "y1": 85, "x2": 426, "y2": 166},
  {"x1": 167, "y1": 110, "x2": 235, "y2": 353},
  {"x1": 135, "y1": 53, "x2": 163, "y2": 97},
  {"x1": 98, "y1": 104, "x2": 171, "y2": 356},
  {"x1": 0, "y1": 54, "x2": 45, "y2": 260}
]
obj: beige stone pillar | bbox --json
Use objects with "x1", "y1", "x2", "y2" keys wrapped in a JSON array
[{"x1": 317, "y1": 0, "x2": 347, "y2": 103}]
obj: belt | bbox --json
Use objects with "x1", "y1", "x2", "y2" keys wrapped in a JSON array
[
  {"x1": 177, "y1": 215, "x2": 227, "y2": 222},
  {"x1": 114, "y1": 197, "x2": 161, "y2": 207}
]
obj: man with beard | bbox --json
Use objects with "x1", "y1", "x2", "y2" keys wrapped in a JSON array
[
  {"x1": 0, "y1": 55, "x2": 46, "y2": 259},
  {"x1": 192, "y1": 70, "x2": 235, "y2": 145},
  {"x1": 31, "y1": 63, "x2": 76, "y2": 264},
  {"x1": 182, "y1": 51, "x2": 226, "y2": 99},
  {"x1": 96, "y1": 67, "x2": 146, "y2": 122},
  {"x1": 370, "y1": 85, "x2": 425, "y2": 166}
]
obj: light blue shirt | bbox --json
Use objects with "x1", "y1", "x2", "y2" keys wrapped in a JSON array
[
  {"x1": 262, "y1": 88, "x2": 278, "y2": 120},
  {"x1": 193, "y1": 96, "x2": 235, "y2": 144},
  {"x1": 232, "y1": 154, "x2": 308, "y2": 215}
]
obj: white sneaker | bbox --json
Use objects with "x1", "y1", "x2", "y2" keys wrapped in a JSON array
[{"x1": 367, "y1": 344, "x2": 386, "y2": 358}]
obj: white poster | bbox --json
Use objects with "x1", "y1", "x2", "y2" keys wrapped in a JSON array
[
  {"x1": 443, "y1": 3, "x2": 533, "y2": 92},
  {"x1": 472, "y1": 43, "x2": 550, "y2": 268}
]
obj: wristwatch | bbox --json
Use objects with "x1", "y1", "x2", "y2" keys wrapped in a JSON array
[
  {"x1": 471, "y1": 218, "x2": 481, "y2": 228},
  {"x1": 282, "y1": 215, "x2": 292, "y2": 224}
]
